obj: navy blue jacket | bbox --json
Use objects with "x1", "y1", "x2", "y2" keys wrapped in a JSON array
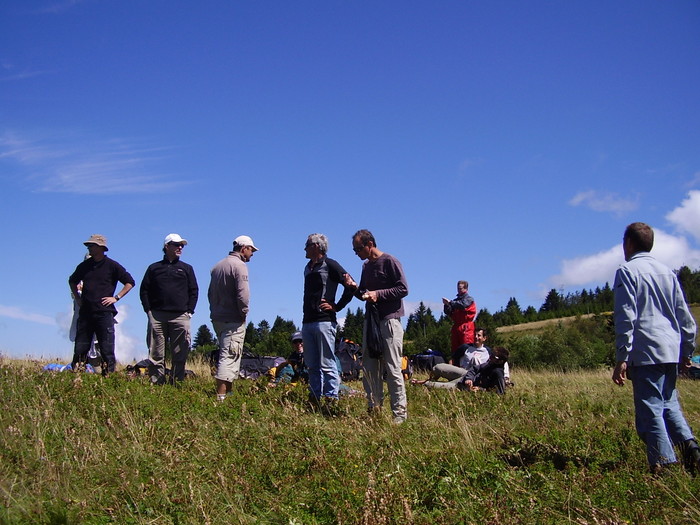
[{"x1": 140, "y1": 257, "x2": 199, "y2": 314}]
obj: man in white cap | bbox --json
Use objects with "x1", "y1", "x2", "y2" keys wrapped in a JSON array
[
  {"x1": 208, "y1": 235, "x2": 258, "y2": 401},
  {"x1": 69, "y1": 234, "x2": 135, "y2": 375},
  {"x1": 140, "y1": 234, "x2": 199, "y2": 385}
]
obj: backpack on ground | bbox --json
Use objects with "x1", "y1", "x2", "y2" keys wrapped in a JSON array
[
  {"x1": 335, "y1": 339, "x2": 362, "y2": 381},
  {"x1": 239, "y1": 349, "x2": 286, "y2": 380},
  {"x1": 401, "y1": 355, "x2": 413, "y2": 381},
  {"x1": 412, "y1": 352, "x2": 445, "y2": 372}
]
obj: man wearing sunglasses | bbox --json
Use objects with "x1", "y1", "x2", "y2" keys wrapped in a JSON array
[{"x1": 140, "y1": 233, "x2": 199, "y2": 385}]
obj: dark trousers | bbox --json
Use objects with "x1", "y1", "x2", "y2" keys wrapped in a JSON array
[
  {"x1": 72, "y1": 311, "x2": 116, "y2": 374},
  {"x1": 475, "y1": 366, "x2": 506, "y2": 394}
]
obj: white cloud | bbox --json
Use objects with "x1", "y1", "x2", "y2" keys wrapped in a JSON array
[
  {"x1": 569, "y1": 190, "x2": 638, "y2": 215},
  {"x1": 549, "y1": 229, "x2": 700, "y2": 290},
  {"x1": 0, "y1": 69, "x2": 52, "y2": 83},
  {"x1": 0, "y1": 305, "x2": 56, "y2": 325},
  {"x1": 0, "y1": 131, "x2": 190, "y2": 195},
  {"x1": 113, "y1": 305, "x2": 144, "y2": 364},
  {"x1": 666, "y1": 190, "x2": 700, "y2": 244},
  {"x1": 549, "y1": 245, "x2": 623, "y2": 289},
  {"x1": 55, "y1": 303, "x2": 144, "y2": 364}
]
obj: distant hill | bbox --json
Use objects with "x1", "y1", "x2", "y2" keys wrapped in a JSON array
[
  {"x1": 496, "y1": 313, "x2": 604, "y2": 336},
  {"x1": 497, "y1": 306, "x2": 700, "y2": 346}
]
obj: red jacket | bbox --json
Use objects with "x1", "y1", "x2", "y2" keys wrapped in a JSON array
[{"x1": 444, "y1": 292, "x2": 476, "y2": 348}]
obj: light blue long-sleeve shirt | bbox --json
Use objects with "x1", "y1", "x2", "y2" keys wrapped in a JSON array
[{"x1": 614, "y1": 252, "x2": 696, "y2": 365}]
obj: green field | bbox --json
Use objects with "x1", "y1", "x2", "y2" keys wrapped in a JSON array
[{"x1": 3, "y1": 358, "x2": 700, "y2": 524}]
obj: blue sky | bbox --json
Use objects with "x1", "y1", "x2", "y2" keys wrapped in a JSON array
[{"x1": 1, "y1": 0, "x2": 699, "y2": 362}]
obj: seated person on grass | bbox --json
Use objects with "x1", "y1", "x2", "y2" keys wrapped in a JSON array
[
  {"x1": 411, "y1": 327, "x2": 491, "y2": 387},
  {"x1": 272, "y1": 331, "x2": 309, "y2": 386},
  {"x1": 412, "y1": 346, "x2": 510, "y2": 395},
  {"x1": 459, "y1": 346, "x2": 509, "y2": 394}
]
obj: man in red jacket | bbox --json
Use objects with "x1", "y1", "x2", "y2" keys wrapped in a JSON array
[{"x1": 442, "y1": 280, "x2": 477, "y2": 366}]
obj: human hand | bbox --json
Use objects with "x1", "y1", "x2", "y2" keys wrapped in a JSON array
[
  {"x1": 101, "y1": 296, "x2": 118, "y2": 306},
  {"x1": 612, "y1": 361, "x2": 627, "y2": 386},
  {"x1": 343, "y1": 273, "x2": 357, "y2": 289},
  {"x1": 319, "y1": 299, "x2": 335, "y2": 312},
  {"x1": 363, "y1": 290, "x2": 378, "y2": 303}
]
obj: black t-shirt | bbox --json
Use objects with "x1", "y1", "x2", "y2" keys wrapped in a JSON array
[{"x1": 69, "y1": 257, "x2": 135, "y2": 314}]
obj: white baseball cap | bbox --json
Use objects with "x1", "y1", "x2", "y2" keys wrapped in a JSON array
[
  {"x1": 164, "y1": 233, "x2": 188, "y2": 246},
  {"x1": 234, "y1": 235, "x2": 258, "y2": 251}
]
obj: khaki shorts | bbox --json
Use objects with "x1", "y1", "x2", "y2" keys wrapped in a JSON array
[{"x1": 213, "y1": 321, "x2": 246, "y2": 382}]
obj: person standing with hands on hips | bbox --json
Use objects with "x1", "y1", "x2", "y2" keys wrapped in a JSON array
[
  {"x1": 302, "y1": 233, "x2": 355, "y2": 411},
  {"x1": 612, "y1": 222, "x2": 699, "y2": 475},
  {"x1": 69, "y1": 234, "x2": 135, "y2": 375},
  {"x1": 345, "y1": 229, "x2": 409, "y2": 424}
]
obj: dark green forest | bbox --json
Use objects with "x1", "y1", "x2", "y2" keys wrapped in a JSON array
[{"x1": 191, "y1": 265, "x2": 700, "y2": 370}]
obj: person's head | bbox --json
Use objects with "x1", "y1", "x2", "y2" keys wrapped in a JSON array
[
  {"x1": 305, "y1": 233, "x2": 328, "y2": 261},
  {"x1": 457, "y1": 280, "x2": 468, "y2": 294},
  {"x1": 490, "y1": 346, "x2": 509, "y2": 365},
  {"x1": 474, "y1": 328, "x2": 488, "y2": 347},
  {"x1": 290, "y1": 331, "x2": 303, "y2": 352},
  {"x1": 83, "y1": 234, "x2": 108, "y2": 260},
  {"x1": 352, "y1": 229, "x2": 376, "y2": 261},
  {"x1": 163, "y1": 233, "x2": 187, "y2": 259},
  {"x1": 623, "y1": 222, "x2": 654, "y2": 261},
  {"x1": 233, "y1": 235, "x2": 258, "y2": 262}
]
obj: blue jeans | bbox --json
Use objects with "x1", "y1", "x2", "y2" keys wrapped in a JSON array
[
  {"x1": 72, "y1": 311, "x2": 116, "y2": 374},
  {"x1": 302, "y1": 322, "x2": 339, "y2": 399},
  {"x1": 629, "y1": 364, "x2": 695, "y2": 466}
]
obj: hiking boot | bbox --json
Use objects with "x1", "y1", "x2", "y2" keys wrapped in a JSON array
[
  {"x1": 392, "y1": 416, "x2": 407, "y2": 425},
  {"x1": 307, "y1": 393, "x2": 321, "y2": 412},
  {"x1": 681, "y1": 439, "x2": 700, "y2": 475},
  {"x1": 321, "y1": 397, "x2": 343, "y2": 418},
  {"x1": 366, "y1": 406, "x2": 382, "y2": 420},
  {"x1": 650, "y1": 463, "x2": 666, "y2": 477}
]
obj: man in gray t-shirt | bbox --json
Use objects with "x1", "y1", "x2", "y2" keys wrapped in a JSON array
[{"x1": 345, "y1": 229, "x2": 409, "y2": 424}]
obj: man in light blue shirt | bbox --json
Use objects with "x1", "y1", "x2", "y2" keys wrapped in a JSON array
[{"x1": 612, "y1": 222, "x2": 698, "y2": 474}]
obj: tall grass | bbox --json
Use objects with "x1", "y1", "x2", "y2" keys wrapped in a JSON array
[{"x1": 3, "y1": 357, "x2": 700, "y2": 524}]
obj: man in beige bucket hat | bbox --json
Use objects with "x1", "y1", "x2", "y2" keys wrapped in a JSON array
[{"x1": 69, "y1": 234, "x2": 135, "y2": 374}]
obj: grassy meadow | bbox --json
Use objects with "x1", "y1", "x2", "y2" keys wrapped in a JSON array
[{"x1": 3, "y1": 357, "x2": 700, "y2": 525}]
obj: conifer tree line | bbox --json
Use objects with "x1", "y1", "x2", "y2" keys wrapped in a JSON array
[{"x1": 189, "y1": 266, "x2": 699, "y2": 366}]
